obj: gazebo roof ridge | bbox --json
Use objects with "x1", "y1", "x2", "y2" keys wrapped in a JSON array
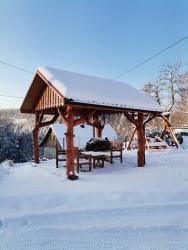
[{"x1": 20, "y1": 66, "x2": 162, "y2": 113}]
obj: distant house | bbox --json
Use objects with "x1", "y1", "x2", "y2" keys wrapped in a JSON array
[{"x1": 40, "y1": 123, "x2": 118, "y2": 159}]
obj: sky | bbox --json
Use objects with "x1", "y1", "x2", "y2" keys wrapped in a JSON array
[{"x1": 0, "y1": 0, "x2": 188, "y2": 109}]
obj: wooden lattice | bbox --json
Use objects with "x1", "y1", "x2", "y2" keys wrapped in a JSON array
[{"x1": 35, "y1": 85, "x2": 64, "y2": 111}]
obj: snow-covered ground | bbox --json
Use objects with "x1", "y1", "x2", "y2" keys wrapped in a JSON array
[{"x1": 0, "y1": 149, "x2": 188, "y2": 250}]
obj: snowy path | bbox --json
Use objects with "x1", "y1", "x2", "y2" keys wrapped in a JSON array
[
  {"x1": 1, "y1": 149, "x2": 188, "y2": 249},
  {"x1": 1, "y1": 203, "x2": 188, "y2": 250}
]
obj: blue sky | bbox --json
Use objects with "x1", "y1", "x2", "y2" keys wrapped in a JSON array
[{"x1": 0, "y1": 0, "x2": 188, "y2": 108}]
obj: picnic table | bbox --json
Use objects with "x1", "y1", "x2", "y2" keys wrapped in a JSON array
[{"x1": 82, "y1": 151, "x2": 106, "y2": 168}]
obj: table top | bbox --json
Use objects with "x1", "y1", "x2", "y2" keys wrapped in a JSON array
[{"x1": 82, "y1": 151, "x2": 109, "y2": 157}]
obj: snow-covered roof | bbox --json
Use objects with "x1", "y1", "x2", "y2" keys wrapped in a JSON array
[
  {"x1": 36, "y1": 67, "x2": 162, "y2": 112},
  {"x1": 49, "y1": 123, "x2": 118, "y2": 149}
]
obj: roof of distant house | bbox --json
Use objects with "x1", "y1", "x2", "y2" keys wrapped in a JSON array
[{"x1": 40, "y1": 123, "x2": 118, "y2": 149}]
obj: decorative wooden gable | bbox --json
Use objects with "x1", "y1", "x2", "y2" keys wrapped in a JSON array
[{"x1": 35, "y1": 85, "x2": 64, "y2": 111}]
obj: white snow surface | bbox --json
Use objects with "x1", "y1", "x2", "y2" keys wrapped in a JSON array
[
  {"x1": 0, "y1": 149, "x2": 188, "y2": 249},
  {"x1": 51, "y1": 123, "x2": 118, "y2": 149},
  {"x1": 38, "y1": 67, "x2": 162, "y2": 112}
]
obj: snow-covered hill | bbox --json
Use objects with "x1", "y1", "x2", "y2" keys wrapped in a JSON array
[{"x1": 0, "y1": 149, "x2": 188, "y2": 249}]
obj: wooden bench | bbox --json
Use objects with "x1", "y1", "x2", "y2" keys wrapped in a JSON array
[
  {"x1": 74, "y1": 147, "x2": 92, "y2": 173},
  {"x1": 56, "y1": 140, "x2": 123, "y2": 171},
  {"x1": 56, "y1": 144, "x2": 66, "y2": 168},
  {"x1": 56, "y1": 145, "x2": 92, "y2": 173},
  {"x1": 107, "y1": 141, "x2": 123, "y2": 164},
  {"x1": 146, "y1": 137, "x2": 169, "y2": 151}
]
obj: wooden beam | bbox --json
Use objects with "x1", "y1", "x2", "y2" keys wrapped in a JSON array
[
  {"x1": 87, "y1": 121, "x2": 104, "y2": 129},
  {"x1": 158, "y1": 114, "x2": 171, "y2": 127},
  {"x1": 124, "y1": 112, "x2": 139, "y2": 127},
  {"x1": 161, "y1": 119, "x2": 168, "y2": 141},
  {"x1": 57, "y1": 107, "x2": 68, "y2": 126},
  {"x1": 32, "y1": 112, "x2": 58, "y2": 164},
  {"x1": 95, "y1": 127, "x2": 102, "y2": 137},
  {"x1": 127, "y1": 127, "x2": 137, "y2": 150},
  {"x1": 65, "y1": 106, "x2": 78, "y2": 179},
  {"x1": 74, "y1": 110, "x2": 97, "y2": 126},
  {"x1": 168, "y1": 126, "x2": 179, "y2": 148},
  {"x1": 158, "y1": 114, "x2": 179, "y2": 148},
  {"x1": 94, "y1": 114, "x2": 105, "y2": 137},
  {"x1": 66, "y1": 102, "x2": 162, "y2": 115},
  {"x1": 32, "y1": 112, "x2": 41, "y2": 164},
  {"x1": 143, "y1": 113, "x2": 156, "y2": 125},
  {"x1": 39, "y1": 113, "x2": 59, "y2": 128},
  {"x1": 137, "y1": 113, "x2": 146, "y2": 167}
]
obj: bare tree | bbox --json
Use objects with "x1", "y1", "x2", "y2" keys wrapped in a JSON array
[
  {"x1": 159, "y1": 61, "x2": 185, "y2": 111},
  {"x1": 142, "y1": 61, "x2": 188, "y2": 128},
  {"x1": 143, "y1": 80, "x2": 163, "y2": 105},
  {"x1": 180, "y1": 71, "x2": 188, "y2": 108}
]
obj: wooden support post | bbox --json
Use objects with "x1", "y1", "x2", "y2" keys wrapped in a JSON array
[
  {"x1": 168, "y1": 126, "x2": 179, "y2": 148},
  {"x1": 32, "y1": 112, "x2": 58, "y2": 164},
  {"x1": 33, "y1": 112, "x2": 40, "y2": 164},
  {"x1": 65, "y1": 106, "x2": 78, "y2": 180},
  {"x1": 94, "y1": 114, "x2": 104, "y2": 138},
  {"x1": 93, "y1": 126, "x2": 95, "y2": 138},
  {"x1": 95, "y1": 127, "x2": 102, "y2": 138},
  {"x1": 161, "y1": 120, "x2": 168, "y2": 141},
  {"x1": 160, "y1": 114, "x2": 179, "y2": 148},
  {"x1": 127, "y1": 127, "x2": 137, "y2": 150},
  {"x1": 137, "y1": 113, "x2": 146, "y2": 167}
]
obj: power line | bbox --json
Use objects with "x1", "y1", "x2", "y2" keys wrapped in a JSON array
[
  {"x1": 0, "y1": 35, "x2": 188, "y2": 99},
  {"x1": 114, "y1": 35, "x2": 188, "y2": 80},
  {"x1": 0, "y1": 94, "x2": 24, "y2": 99},
  {"x1": 0, "y1": 59, "x2": 33, "y2": 74}
]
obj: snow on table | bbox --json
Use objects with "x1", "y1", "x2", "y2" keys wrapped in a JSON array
[{"x1": 0, "y1": 149, "x2": 188, "y2": 249}]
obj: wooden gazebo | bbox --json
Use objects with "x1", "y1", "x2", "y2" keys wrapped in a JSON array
[{"x1": 20, "y1": 67, "x2": 164, "y2": 179}]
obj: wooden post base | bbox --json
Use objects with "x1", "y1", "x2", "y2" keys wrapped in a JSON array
[
  {"x1": 68, "y1": 174, "x2": 79, "y2": 181},
  {"x1": 137, "y1": 150, "x2": 145, "y2": 167},
  {"x1": 33, "y1": 129, "x2": 39, "y2": 164}
]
